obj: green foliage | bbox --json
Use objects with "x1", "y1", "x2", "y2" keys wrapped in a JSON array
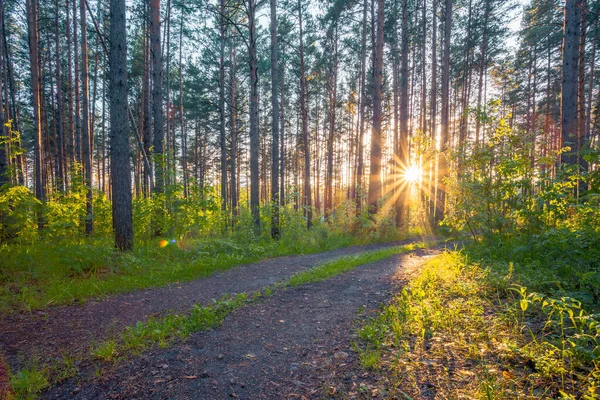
[
  {"x1": 355, "y1": 249, "x2": 600, "y2": 399},
  {"x1": 443, "y1": 100, "x2": 600, "y2": 243},
  {"x1": 287, "y1": 243, "x2": 421, "y2": 287},
  {"x1": 0, "y1": 186, "x2": 40, "y2": 243}
]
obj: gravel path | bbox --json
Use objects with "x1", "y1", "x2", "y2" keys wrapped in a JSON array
[
  {"x1": 0, "y1": 240, "x2": 422, "y2": 375},
  {"x1": 42, "y1": 247, "x2": 441, "y2": 399}
]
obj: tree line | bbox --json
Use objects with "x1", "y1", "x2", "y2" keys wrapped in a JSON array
[{"x1": 0, "y1": 0, "x2": 598, "y2": 250}]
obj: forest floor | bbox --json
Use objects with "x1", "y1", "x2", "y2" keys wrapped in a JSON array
[{"x1": 0, "y1": 239, "x2": 445, "y2": 399}]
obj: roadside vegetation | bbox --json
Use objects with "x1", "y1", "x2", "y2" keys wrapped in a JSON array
[
  {"x1": 354, "y1": 111, "x2": 600, "y2": 399},
  {"x1": 0, "y1": 186, "x2": 419, "y2": 314}
]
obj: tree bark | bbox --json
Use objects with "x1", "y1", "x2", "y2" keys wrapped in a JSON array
[
  {"x1": 80, "y1": 0, "x2": 93, "y2": 235},
  {"x1": 219, "y1": 0, "x2": 227, "y2": 215},
  {"x1": 368, "y1": 0, "x2": 384, "y2": 213},
  {"x1": 26, "y1": 0, "x2": 46, "y2": 228},
  {"x1": 560, "y1": 0, "x2": 581, "y2": 166},
  {"x1": 356, "y1": 0, "x2": 368, "y2": 215},
  {"x1": 248, "y1": 0, "x2": 260, "y2": 234},
  {"x1": 396, "y1": 0, "x2": 409, "y2": 226},
  {"x1": 109, "y1": 0, "x2": 133, "y2": 250},
  {"x1": 54, "y1": 0, "x2": 65, "y2": 191},
  {"x1": 298, "y1": 0, "x2": 312, "y2": 228},
  {"x1": 325, "y1": 25, "x2": 338, "y2": 219},
  {"x1": 151, "y1": 0, "x2": 164, "y2": 194},
  {"x1": 436, "y1": 0, "x2": 452, "y2": 222},
  {"x1": 270, "y1": 0, "x2": 280, "y2": 237}
]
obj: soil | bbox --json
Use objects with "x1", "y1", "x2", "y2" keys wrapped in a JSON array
[
  {"x1": 0, "y1": 240, "x2": 423, "y2": 376},
  {"x1": 40, "y1": 247, "x2": 442, "y2": 399}
]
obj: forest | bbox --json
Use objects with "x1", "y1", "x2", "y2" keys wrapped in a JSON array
[{"x1": 0, "y1": 0, "x2": 599, "y2": 398}]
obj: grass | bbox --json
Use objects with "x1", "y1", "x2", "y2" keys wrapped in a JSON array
[
  {"x1": 0, "y1": 229, "x2": 367, "y2": 314},
  {"x1": 354, "y1": 248, "x2": 600, "y2": 399},
  {"x1": 287, "y1": 242, "x2": 423, "y2": 287},
  {"x1": 8, "y1": 242, "x2": 425, "y2": 399}
]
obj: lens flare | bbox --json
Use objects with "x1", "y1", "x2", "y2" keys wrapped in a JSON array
[
  {"x1": 159, "y1": 239, "x2": 169, "y2": 248},
  {"x1": 404, "y1": 166, "x2": 422, "y2": 183}
]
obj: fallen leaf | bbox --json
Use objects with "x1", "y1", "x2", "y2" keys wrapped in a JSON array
[{"x1": 502, "y1": 371, "x2": 514, "y2": 379}]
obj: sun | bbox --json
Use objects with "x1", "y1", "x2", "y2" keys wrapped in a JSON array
[{"x1": 404, "y1": 165, "x2": 422, "y2": 183}]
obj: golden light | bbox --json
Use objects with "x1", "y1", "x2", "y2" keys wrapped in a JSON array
[{"x1": 404, "y1": 165, "x2": 422, "y2": 183}]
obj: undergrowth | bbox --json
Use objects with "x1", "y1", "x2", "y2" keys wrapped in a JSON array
[
  {"x1": 355, "y1": 248, "x2": 600, "y2": 399},
  {"x1": 0, "y1": 229, "x2": 365, "y2": 315}
]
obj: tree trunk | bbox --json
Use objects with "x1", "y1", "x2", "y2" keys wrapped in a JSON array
[
  {"x1": 280, "y1": 51, "x2": 286, "y2": 206},
  {"x1": 0, "y1": 35, "x2": 6, "y2": 187},
  {"x1": 248, "y1": 0, "x2": 260, "y2": 234},
  {"x1": 179, "y1": 11, "x2": 187, "y2": 198},
  {"x1": 27, "y1": 0, "x2": 45, "y2": 228},
  {"x1": 219, "y1": 0, "x2": 227, "y2": 215},
  {"x1": 298, "y1": 0, "x2": 312, "y2": 228},
  {"x1": 560, "y1": 0, "x2": 581, "y2": 166},
  {"x1": 356, "y1": 0, "x2": 368, "y2": 215},
  {"x1": 368, "y1": 0, "x2": 384, "y2": 213},
  {"x1": 151, "y1": 0, "x2": 164, "y2": 194},
  {"x1": 436, "y1": 0, "x2": 452, "y2": 222},
  {"x1": 73, "y1": 0, "x2": 81, "y2": 163},
  {"x1": 475, "y1": 0, "x2": 489, "y2": 144},
  {"x1": 429, "y1": 0, "x2": 437, "y2": 217},
  {"x1": 270, "y1": 0, "x2": 280, "y2": 237},
  {"x1": 109, "y1": 0, "x2": 133, "y2": 250},
  {"x1": 396, "y1": 0, "x2": 409, "y2": 226},
  {"x1": 54, "y1": 0, "x2": 65, "y2": 191},
  {"x1": 80, "y1": 0, "x2": 93, "y2": 235},
  {"x1": 325, "y1": 25, "x2": 338, "y2": 219},
  {"x1": 230, "y1": 45, "x2": 238, "y2": 219},
  {"x1": 577, "y1": 0, "x2": 587, "y2": 186}
]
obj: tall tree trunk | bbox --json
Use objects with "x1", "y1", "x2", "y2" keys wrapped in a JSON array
[
  {"x1": 368, "y1": 0, "x2": 384, "y2": 213},
  {"x1": 179, "y1": 10, "x2": 187, "y2": 198},
  {"x1": 475, "y1": 0, "x2": 489, "y2": 144},
  {"x1": 0, "y1": 33, "x2": 6, "y2": 187},
  {"x1": 219, "y1": 0, "x2": 227, "y2": 215},
  {"x1": 164, "y1": 0, "x2": 172, "y2": 186},
  {"x1": 248, "y1": 0, "x2": 260, "y2": 234},
  {"x1": 143, "y1": 5, "x2": 152, "y2": 196},
  {"x1": 27, "y1": 0, "x2": 45, "y2": 228},
  {"x1": 80, "y1": 0, "x2": 93, "y2": 234},
  {"x1": 65, "y1": 0, "x2": 74, "y2": 175},
  {"x1": 585, "y1": 20, "x2": 597, "y2": 143},
  {"x1": 429, "y1": 0, "x2": 437, "y2": 217},
  {"x1": 109, "y1": 0, "x2": 133, "y2": 250},
  {"x1": 396, "y1": 0, "x2": 409, "y2": 226},
  {"x1": 270, "y1": 0, "x2": 280, "y2": 237},
  {"x1": 280, "y1": 51, "x2": 286, "y2": 206},
  {"x1": 458, "y1": 0, "x2": 472, "y2": 150},
  {"x1": 298, "y1": 0, "x2": 312, "y2": 228},
  {"x1": 230, "y1": 45, "x2": 238, "y2": 219},
  {"x1": 577, "y1": 0, "x2": 587, "y2": 186},
  {"x1": 151, "y1": 0, "x2": 164, "y2": 194},
  {"x1": 560, "y1": 0, "x2": 581, "y2": 166},
  {"x1": 356, "y1": 0, "x2": 368, "y2": 215},
  {"x1": 325, "y1": 25, "x2": 338, "y2": 219},
  {"x1": 73, "y1": 0, "x2": 81, "y2": 164},
  {"x1": 436, "y1": 0, "x2": 452, "y2": 222},
  {"x1": 54, "y1": 0, "x2": 65, "y2": 191}
]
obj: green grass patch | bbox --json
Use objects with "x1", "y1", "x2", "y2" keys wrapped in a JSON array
[
  {"x1": 355, "y1": 250, "x2": 600, "y2": 399},
  {"x1": 0, "y1": 230, "x2": 366, "y2": 314},
  {"x1": 287, "y1": 243, "x2": 423, "y2": 287}
]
